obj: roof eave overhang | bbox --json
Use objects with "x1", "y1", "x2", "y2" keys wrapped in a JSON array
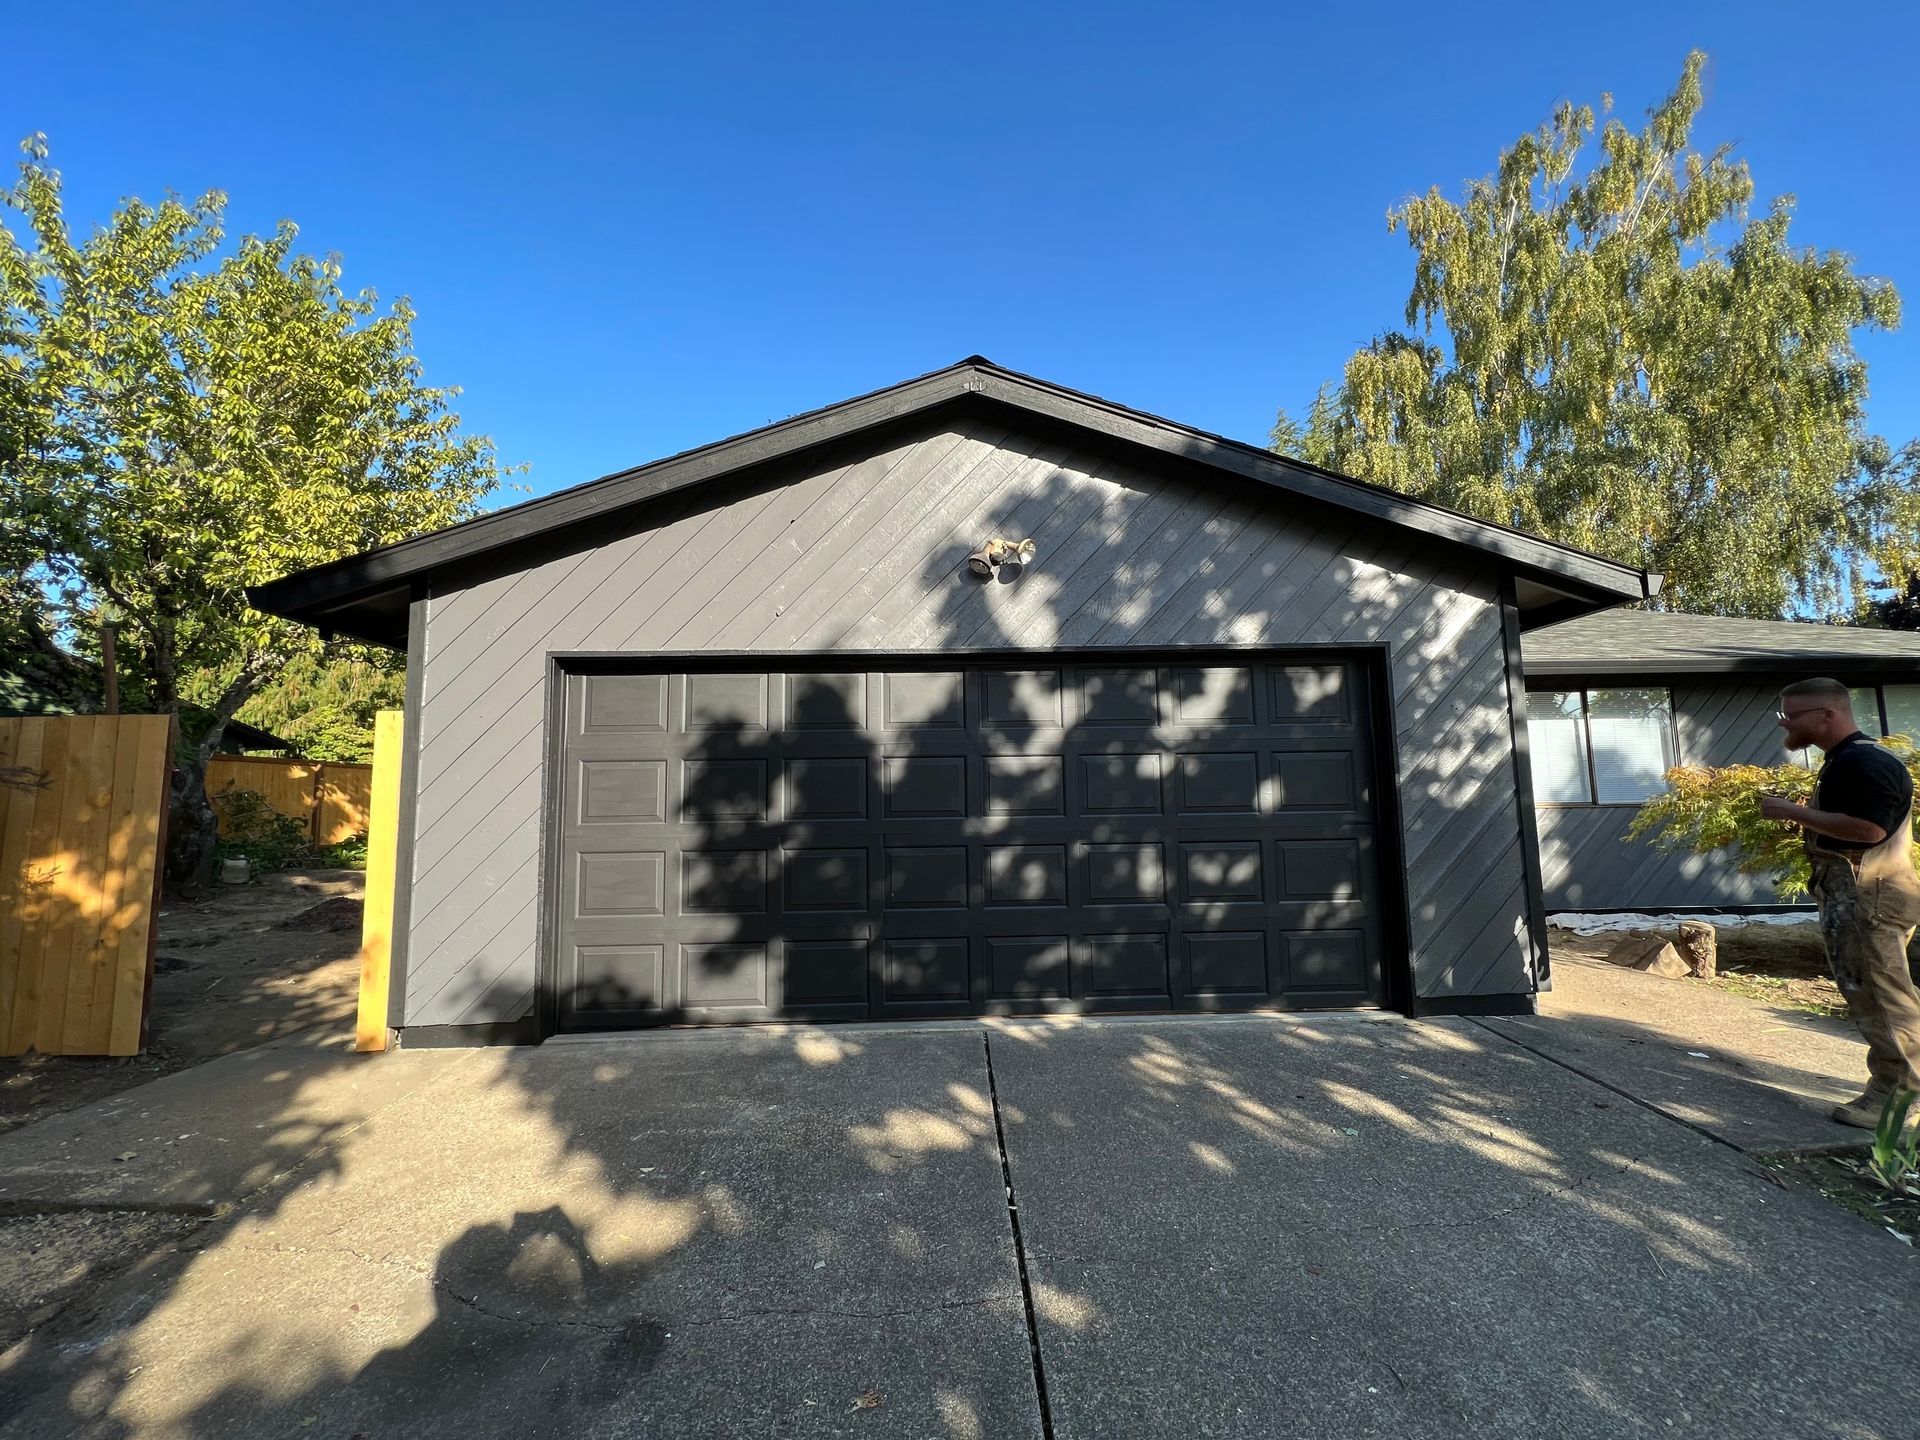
[{"x1": 1523, "y1": 655, "x2": 1920, "y2": 681}]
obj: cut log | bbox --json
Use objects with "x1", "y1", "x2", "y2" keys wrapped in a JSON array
[
  {"x1": 1603, "y1": 933, "x2": 1691, "y2": 979},
  {"x1": 1676, "y1": 919, "x2": 1718, "y2": 980}
]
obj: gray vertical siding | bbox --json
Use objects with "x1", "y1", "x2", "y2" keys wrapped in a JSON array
[
  {"x1": 1533, "y1": 680, "x2": 1797, "y2": 911},
  {"x1": 404, "y1": 412, "x2": 1537, "y2": 1025}
]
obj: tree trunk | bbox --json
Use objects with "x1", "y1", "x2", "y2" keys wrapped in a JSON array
[
  {"x1": 165, "y1": 757, "x2": 219, "y2": 894},
  {"x1": 1676, "y1": 920, "x2": 1718, "y2": 980},
  {"x1": 161, "y1": 657, "x2": 269, "y2": 895}
]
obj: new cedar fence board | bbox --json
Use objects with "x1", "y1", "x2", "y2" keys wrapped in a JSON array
[
  {"x1": 207, "y1": 756, "x2": 375, "y2": 845},
  {"x1": 0, "y1": 715, "x2": 171, "y2": 1057}
]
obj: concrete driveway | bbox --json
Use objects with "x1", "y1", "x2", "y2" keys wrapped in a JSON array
[{"x1": 1, "y1": 1013, "x2": 1916, "y2": 1439}]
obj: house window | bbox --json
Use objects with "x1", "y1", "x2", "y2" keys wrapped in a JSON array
[
  {"x1": 1884, "y1": 685, "x2": 1920, "y2": 740},
  {"x1": 1850, "y1": 687, "x2": 1884, "y2": 735},
  {"x1": 1524, "y1": 688, "x2": 1678, "y2": 805},
  {"x1": 1524, "y1": 691, "x2": 1591, "y2": 803}
]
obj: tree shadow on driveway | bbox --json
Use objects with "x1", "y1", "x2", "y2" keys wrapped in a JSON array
[{"x1": 3, "y1": 1009, "x2": 1918, "y2": 1440}]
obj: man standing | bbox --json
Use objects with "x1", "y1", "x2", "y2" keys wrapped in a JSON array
[{"x1": 1763, "y1": 678, "x2": 1920, "y2": 1127}]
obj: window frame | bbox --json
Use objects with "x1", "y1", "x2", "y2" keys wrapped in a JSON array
[{"x1": 1530, "y1": 686, "x2": 1681, "y2": 809}]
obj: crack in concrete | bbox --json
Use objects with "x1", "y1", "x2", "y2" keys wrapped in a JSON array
[
  {"x1": 437, "y1": 1285, "x2": 1004, "y2": 1335},
  {"x1": 236, "y1": 1239, "x2": 1006, "y2": 1333},
  {"x1": 666, "y1": 1295, "x2": 1004, "y2": 1327}
]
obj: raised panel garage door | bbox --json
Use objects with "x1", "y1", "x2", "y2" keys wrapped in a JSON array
[{"x1": 549, "y1": 656, "x2": 1391, "y2": 1030}]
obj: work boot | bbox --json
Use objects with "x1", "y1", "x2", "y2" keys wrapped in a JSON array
[{"x1": 1830, "y1": 1091, "x2": 1896, "y2": 1129}]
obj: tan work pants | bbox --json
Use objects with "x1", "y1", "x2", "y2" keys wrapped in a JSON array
[{"x1": 1809, "y1": 839, "x2": 1920, "y2": 1098}]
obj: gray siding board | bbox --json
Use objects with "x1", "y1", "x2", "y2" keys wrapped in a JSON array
[
  {"x1": 809, "y1": 438, "x2": 1085, "y2": 651},
  {"x1": 1047, "y1": 488, "x2": 1236, "y2": 649},
  {"x1": 1533, "y1": 679, "x2": 1794, "y2": 909},
  {"x1": 1073, "y1": 496, "x2": 1249, "y2": 646},
  {"x1": 406, "y1": 415, "x2": 1539, "y2": 1024},
  {"x1": 1301, "y1": 536, "x2": 1424, "y2": 645},
  {"x1": 957, "y1": 474, "x2": 1181, "y2": 651},
  {"x1": 421, "y1": 493, "x2": 714, "y2": 710},
  {"x1": 1085, "y1": 500, "x2": 1263, "y2": 645},
  {"x1": 1434, "y1": 881, "x2": 1531, "y2": 996},
  {"x1": 650, "y1": 445, "x2": 921, "y2": 650},
  {"x1": 1402, "y1": 689, "x2": 1518, "y2": 875},
  {"x1": 1398, "y1": 666, "x2": 1511, "y2": 859},
  {"x1": 1408, "y1": 745, "x2": 1530, "y2": 912},
  {"x1": 867, "y1": 451, "x2": 1120, "y2": 652},
  {"x1": 714, "y1": 425, "x2": 1015, "y2": 650},
  {"x1": 959, "y1": 471, "x2": 1191, "y2": 650},
  {"x1": 668, "y1": 432, "x2": 966, "y2": 649},
  {"x1": 1158, "y1": 517, "x2": 1350, "y2": 646},
  {"x1": 410, "y1": 765, "x2": 544, "y2": 916}
]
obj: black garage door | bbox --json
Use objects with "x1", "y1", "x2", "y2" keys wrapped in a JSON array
[{"x1": 548, "y1": 655, "x2": 1391, "y2": 1030}]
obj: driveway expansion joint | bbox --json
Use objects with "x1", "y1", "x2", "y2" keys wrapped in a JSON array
[
  {"x1": 984, "y1": 1032, "x2": 1056, "y2": 1440},
  {"x1": 1468, "y1": 1016, "x2": 1751, "y2": 1154}
]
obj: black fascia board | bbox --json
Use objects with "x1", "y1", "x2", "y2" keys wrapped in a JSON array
[{"x1": 1523, "y1": 656, "x2": 1920, "y2": 684}]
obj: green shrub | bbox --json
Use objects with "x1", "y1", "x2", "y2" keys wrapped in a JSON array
[
  {"x1": 1869, "y1": 1091, "x2": 1920, "y2": 1198},
  {"x1": 308, "y1": 832, "x2": 370, "y2": 869},
  {"x1": 210, "y1": 787, "x2": 310, "y2": 874},
  {"x1": 1629, "y1": 736, "x2": 1920, "y2": 900}
]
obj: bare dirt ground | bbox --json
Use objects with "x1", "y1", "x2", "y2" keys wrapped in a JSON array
[
  {"x1": 1551, "y1": 918, "x2": 1848, "y2": 1019},
  {"x1": 0, "y1": 868, "x2": 364, "y2": 1138}
]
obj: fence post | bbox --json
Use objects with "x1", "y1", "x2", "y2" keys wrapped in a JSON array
[{"x1": 356, "y1": 711, "x2": 405, "y2": 1053}]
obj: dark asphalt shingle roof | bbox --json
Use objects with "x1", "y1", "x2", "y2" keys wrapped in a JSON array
[{"x1": 1522, "y1": 610, "x2": 1920, "y2": 676}]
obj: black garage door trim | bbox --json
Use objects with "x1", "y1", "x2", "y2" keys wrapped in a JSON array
[{"x1": 535, "y1": 646, "x2": 1414, "y2": 1035}]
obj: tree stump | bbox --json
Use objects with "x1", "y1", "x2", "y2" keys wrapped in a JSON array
[{"x1": 1676, "y1": 920, "x2": 1718, "y2": 980}]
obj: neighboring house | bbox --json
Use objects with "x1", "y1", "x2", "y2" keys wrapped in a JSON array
[
  {"x1": 1520, "y1": 610, "x2": 1920, "y2": 913},
  {"x1": 250, "y1": 357, "x2": 1652, "y2": 1044},
  {"x1": 0, "y1": 666, "x2": 295, "y2": 755}
]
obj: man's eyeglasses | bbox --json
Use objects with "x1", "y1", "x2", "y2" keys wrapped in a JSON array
[{"x1": 1775, "y1": 705, "x2": 1833, "y2": 722}]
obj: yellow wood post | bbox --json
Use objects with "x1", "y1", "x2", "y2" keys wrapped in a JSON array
[{"x1": 356, "y1": 710, "x2": 405, "y2": 1053}]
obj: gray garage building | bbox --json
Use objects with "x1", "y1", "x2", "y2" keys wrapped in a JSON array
[{"x1": 251, "y1": 358, "x2": 1653, "y2": 1043}]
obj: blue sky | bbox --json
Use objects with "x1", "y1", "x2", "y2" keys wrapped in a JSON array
[{"x1": 12, "y1": 2, "x2": 1918, "y2": 504}]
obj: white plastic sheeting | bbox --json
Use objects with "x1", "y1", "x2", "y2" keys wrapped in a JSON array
[{"x1": 1548, "y1": 910, "x2": 1816, "y2": 936}]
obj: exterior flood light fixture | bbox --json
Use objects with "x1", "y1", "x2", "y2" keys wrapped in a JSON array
[{"x1": 966, "y1": 536, "x2": 1037, "y2": 578}]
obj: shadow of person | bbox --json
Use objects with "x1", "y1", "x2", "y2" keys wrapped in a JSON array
[{"x1": 347, "y1": 1206, "x2": 669, "y2": 1424}]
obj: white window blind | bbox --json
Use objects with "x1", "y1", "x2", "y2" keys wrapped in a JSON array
[
  {"x1": 1884, "y1": 686, "x2": 1920, "y2": 741},
  {"x1": 1851, "y1": 687, "x2": 1885, "y2": 736},
  {"x1": 1586, "y1": 689, "x2": 1677, "y2": 804},
  {"x1": 1524, "y1": 692, "x2": 1592, "y2": 804}
]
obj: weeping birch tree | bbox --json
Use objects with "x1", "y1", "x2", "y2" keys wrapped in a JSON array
[{"x1": 1272, "y1": 52, "x2": 1918, "y2": 618}]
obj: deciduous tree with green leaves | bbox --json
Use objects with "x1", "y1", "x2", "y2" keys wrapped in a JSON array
[
  {"x1": 0, "y1": 135, "x2": 501, "y2": 886},
  {"x1": 204, "y1": 653, "x2": 407, "y2": 765},
  {"x1": 1272, "y1": 52, "x2": 1918, "y2": 618}
]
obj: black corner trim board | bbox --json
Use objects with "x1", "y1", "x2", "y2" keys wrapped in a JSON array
[{"x1": 1409, "y1": 993, "x2": 1538, "y2": 1018}]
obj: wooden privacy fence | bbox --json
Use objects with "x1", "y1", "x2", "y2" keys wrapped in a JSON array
[
  {"x1": 207, "y1": 756, "x2": 375, "y2": 845},
  {"x1": 1, "y1": 715, "x2": 171, "y2": 1057}
]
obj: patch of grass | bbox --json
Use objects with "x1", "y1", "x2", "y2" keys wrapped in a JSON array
[
  {"x1": 1707, "y1": 970, "x2": 1848, "y2": 1020},
  {"x1": 1758, "y1": 1148, "x2": 1920, "y2": 1247},
  {"x1": 306, "y1": 833, "x2": 368, "y2": 869}
]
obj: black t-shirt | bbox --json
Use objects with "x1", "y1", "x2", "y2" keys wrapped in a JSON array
[{"x1": 1812, "y1": 732, "x2": 1913, "y2": 853}]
